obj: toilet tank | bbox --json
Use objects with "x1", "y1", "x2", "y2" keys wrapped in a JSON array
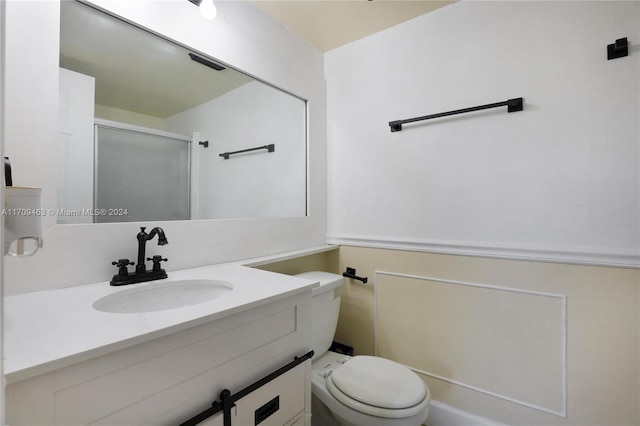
[{"x1": 295, "y1": 271, "x2": 343, "y2": 358}]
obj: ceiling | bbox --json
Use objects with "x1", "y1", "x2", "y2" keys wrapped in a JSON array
[{"x1": 250, "y1": 0, "x2": 455, "y2": 52}]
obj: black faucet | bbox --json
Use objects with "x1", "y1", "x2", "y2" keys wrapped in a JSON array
[
  {"x1": 136, "y1": 226, "x2": 168, "y2": 273},
  {"x1": 110, "y1": 226, "x2": 169, "y2": 286}
]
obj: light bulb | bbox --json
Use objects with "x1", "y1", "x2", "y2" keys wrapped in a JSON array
[{"x1": 199, "y1": 0, "x2": 217, "y2": 20}]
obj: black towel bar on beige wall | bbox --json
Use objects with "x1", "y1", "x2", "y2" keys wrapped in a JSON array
[
  {"x1": 388, "y1": 97, "x2": 524, "y2": 132},
  {"x1": 219, "y1": 144, "x2": 275, "y2": 160}
]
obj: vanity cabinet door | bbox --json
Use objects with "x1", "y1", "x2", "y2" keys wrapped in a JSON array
[
  {"x1": 196, "y1": 411, "x2": 224, "y2": 426},
  {"x1": 231, "y1": 362, "x2": 306, "y2": 426}
]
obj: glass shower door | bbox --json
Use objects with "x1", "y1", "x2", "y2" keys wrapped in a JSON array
[{"x1": 94, "y1": 123, "x2": 190, "y2": 223}]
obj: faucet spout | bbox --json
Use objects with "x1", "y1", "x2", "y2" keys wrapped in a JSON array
[
  {"x1": 136, "y1": 227, "x2": 168, "y2": 273},
  {"x1": 148, "y1": 227, "x2": 168, "y2": 246}
]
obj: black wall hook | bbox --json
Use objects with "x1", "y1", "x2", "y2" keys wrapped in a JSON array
[
  {"x1": 608, "y1": 37, "x2": 629, "y2": 60},
  {"x1": 199, "y1": 141, "x2": 209, "y2": 148},
  {"x1": 343, "y1": 267, "x2": 368, "y2": 284}
]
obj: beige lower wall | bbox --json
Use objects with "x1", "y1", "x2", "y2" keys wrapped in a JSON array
[
  {"x1": 336, "y1": 246, "x2": 639, "y2": 426},
  {"x1": 257, "y1": 246, "x2": 639, "y2": 424},
  {"x1": 255, "y1": 250, "x2": 339, "y2": 277}
]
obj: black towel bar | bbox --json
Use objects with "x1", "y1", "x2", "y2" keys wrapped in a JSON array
[
  {"x1": 219, "y1": 144, "x2": 275, "y2": 160},
  {"x1": 389, "y1": 97, "x2": 523, "y2": 132}
]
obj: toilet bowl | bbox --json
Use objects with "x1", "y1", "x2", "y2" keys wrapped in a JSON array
[{"x1": 295, "y1": 271, "x2": 430, "y2": 426}]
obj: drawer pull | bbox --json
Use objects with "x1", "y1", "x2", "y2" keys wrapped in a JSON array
[{"x1": 255, "y1": 396, "x2": 279, "y2": 425}]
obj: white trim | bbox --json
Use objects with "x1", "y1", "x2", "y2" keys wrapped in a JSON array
[
  {"x1": 374, "y1": 271, "x2": 568, "y2": 418},
  {"x1": 426, "y1": 400, "x2": 506, "y2": 426},
  {"x1": 328, "y1": 234, "x2": 640, "y2": 269}
]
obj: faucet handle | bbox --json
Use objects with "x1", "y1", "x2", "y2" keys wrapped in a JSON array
[
  {"x1": 147, "y1": 255, "x2": 168, "y2": 272},
  {"x1": 111, "y1": 258, "x2": 134, "y2": 276}
]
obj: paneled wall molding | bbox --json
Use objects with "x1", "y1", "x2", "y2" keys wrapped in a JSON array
[
  {"x1": 374, "y1": 270, "x2": 568, "y2": 418},
  {"x1": 327, "y1": 234, "x2": 640, "y2": 269}
]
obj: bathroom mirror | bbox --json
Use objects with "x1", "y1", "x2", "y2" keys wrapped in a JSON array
[{"x1": 58, "y1": 0, "x2": 307, "y2": 224}]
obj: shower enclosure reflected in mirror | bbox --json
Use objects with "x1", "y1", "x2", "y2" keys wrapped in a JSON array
[{"x1": 58, "y1": 0, "x2": 307, "y2": 224}]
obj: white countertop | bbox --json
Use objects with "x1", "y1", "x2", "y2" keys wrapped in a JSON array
[{"x1": 3, "y1": 247, "x2": 336, "y2": 383}]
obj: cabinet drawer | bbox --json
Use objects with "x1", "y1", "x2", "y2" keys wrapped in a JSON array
[{"x1": 232, "y1": 362, "x2": 305, "y2": 426}]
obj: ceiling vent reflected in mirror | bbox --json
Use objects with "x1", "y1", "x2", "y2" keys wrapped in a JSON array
[{"x1": 189, "y1": 53, "x2": 225, "y2": 71}]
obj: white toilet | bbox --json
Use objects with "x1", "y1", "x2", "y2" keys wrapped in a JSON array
[{"x1": 296, "y1": 271, "x2": 431, "y2": 426}]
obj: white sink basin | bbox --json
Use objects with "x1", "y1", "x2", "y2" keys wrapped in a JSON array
[{"x1": 93, "y1": 279, "x2": 234, "y2": 313}]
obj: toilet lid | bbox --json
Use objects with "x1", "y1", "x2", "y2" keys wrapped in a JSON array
[{"x1": 328, "y1": 356, "x2": 427, "y2": 410}]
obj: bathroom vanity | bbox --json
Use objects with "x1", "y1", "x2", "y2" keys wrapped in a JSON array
[{"x1": 4, "y1": 264, "x2": 318, "y2": 425}]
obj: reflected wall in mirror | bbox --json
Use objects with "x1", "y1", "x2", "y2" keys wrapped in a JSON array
[{"x1": 58, "y1": 0, "x2": 307, "y2": 224}]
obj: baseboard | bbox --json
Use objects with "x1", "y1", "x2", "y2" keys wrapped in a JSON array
[{"x1": 426, "y1": 400, "x2": 505, "y2": 426}]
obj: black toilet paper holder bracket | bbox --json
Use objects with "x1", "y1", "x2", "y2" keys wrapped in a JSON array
[{"x1": 343, "y1": 267, "x2": 368, "y2": 284}]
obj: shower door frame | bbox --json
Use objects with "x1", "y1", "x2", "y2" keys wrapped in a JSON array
[{"x1": 93, "y1": 118, "x2": 192, "y2": 223}]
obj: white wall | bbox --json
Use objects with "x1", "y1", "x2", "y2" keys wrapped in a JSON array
[
  {"x1": 166, "y1": 81, "x2": 307, "y2": 219},
  {"x1": 2, "y1": 0, "x2": 326, "y2": 295},
  {"x1": 326, "y1": 1, "x2": 639, "y2": 268}
]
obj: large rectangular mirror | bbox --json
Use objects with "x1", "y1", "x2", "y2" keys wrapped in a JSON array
[{"x1": 58, "y1": 0, "x2": 307, "y2": 224}]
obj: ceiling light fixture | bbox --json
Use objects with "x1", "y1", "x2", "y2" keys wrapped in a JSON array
[
  {"x1": 187, "y1": 0, "x2": 217, "y2": 20},
  {"x1": 199, "y1": 0, "x2": 217, "y2": 20}
]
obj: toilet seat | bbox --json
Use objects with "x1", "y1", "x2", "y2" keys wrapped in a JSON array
[{"x1": 325, "y1": 356, "x2": 429, "y2": 419}]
